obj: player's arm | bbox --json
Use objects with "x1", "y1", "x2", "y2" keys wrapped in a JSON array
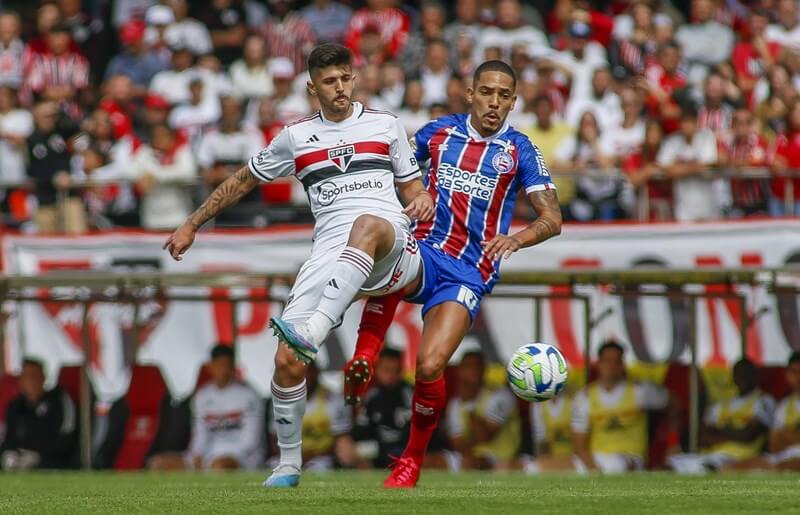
[
  {"x1": 570, "y1": 392, "x2": 598, "y2": 470},
  {"x1": 396, "y1": 178, "x2": 434, "y2": 222},
  {"x1": 391, "y1": 117, "x2": 433, "y2": 222},
  {"x1": 571, "y1": 431, "x2": 598, "y2": 471},
  {"x1": 769, "y1": 428, "x2": 800, "y2": 453},
  {"x1": 483, "y1": 189, "x2": 562, "y2": 260}
]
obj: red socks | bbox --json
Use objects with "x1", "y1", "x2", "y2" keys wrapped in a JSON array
[
  {"x1": 403, "y1": 376, "x2": 446, "y2": 463},
  {"x1": 354, "y1": 290, "x2": 405, "y2": 364}
]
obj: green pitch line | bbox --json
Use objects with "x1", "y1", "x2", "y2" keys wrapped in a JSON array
[{"x1": 0, "y1": 471, "x2": 798, "y2": 515}]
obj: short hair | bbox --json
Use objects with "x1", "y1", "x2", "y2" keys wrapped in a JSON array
[
  {"x1": 733, "y1": 358, "x2": 757, "y2": 377},
  {"x1": 460, "y1": 350, "x2": 485, "y2": 364},
  {"x1": 307, "y1": 44, "x2": 352, "y2": 75},
  {"x1": 210, "y1": 344, "x2": 235, "y2": 361},
  {"x1": 473, "y1": 60, "x2": 517, "y2": 89},
  {"x1": 22, "y1": 358, "x2": 45, "y2": 375},
  {"x1": 680, "y1": 103, "x2": 699, "y2": 120},
  {"x1": 532, "y1": 94, "x2": 553, "y2": 107},
  {"x1": 658, "y1": 40, "x2": 681, "y2": 54},
  {"x1": 597, "y1": 339, "x2": 625, "y2": 358},
  {"x1": 788, "y1": 352, "x2": 800, "y2": 367},
  {"x1": 379, "y1": 347, "x2": 403, "y2": 361}
]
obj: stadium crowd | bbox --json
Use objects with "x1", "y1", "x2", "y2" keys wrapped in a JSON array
[
  {"x1": 0, "y1": 0, "x2": 798, "y2": 232},
  {"x1": 2, "y1": 342, "x2": 799, "y2": 473}
]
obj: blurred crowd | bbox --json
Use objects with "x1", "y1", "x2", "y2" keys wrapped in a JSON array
[
  {"x1": 3, "y1": 342, "x2": 799, "y2": 473},
  {"x1": 1, "y1": 0, "x2": 800, "y2": 232}
]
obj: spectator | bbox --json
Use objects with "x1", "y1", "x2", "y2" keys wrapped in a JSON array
[
  {"x1": 555, "y1": 22, "x2": 609, "y2": 106},
  {"x1": 658, "y1": 105, "x2": 720, "y2": 222},
  {"x1": 443, "y1": 0, "x2": 482, "y2": 68},
  {"x1": 344, "y1": 0, "x2": 411, "y2": 65},
  {"x1": 732, "y1": 9, "x2": 780, "y2": 108},
  {"x1": 609, "y1": 0, "x2": 658, "y2": 79},
  {"x1": 148, "y1": 42, "x2": 198, "y2": 106},
  {"x1": 145, "y1": 391, "x2": 192, "y2": 471},
  {"x1": 476, "y1": 0, "x2": 548, "y2": 61},
  {"x1": 143, "y1": 4, "x2": 176, "y2": 63},
  {"x1": 420, "y1": 39, "x2": 451, "y2": 107},
  {"x1": 26, "y1": 101, "x2": 86, "y2": 234},
  {"x1": 669, "y1": 359, "x2": 774, "y2": 473},
  {"x1": 445, "y1": 351, "x2": 521, "y2": 471},
  {"x1": 196, "y1": 96, "x2": 263, "y2": 225},
  {"x1": 643, "y1": 41, "x2": 688, "y2": 133},
  {"x1": 229, "y1": 34, "x2": 274, "y2": 101},
  {"x1": 397, "y1": 1, "x2": 447, "y2": 75},
  {"x1": 445, "y1": 74, "x2": 469, "y2": 115},
  {"x1": 770, "y1": 98, "x2": 800, "y2": 216},
  {"x1": 571, "y1": 340, "x2": 676, "y2": 473},
  {"x1": 111, "y1": 0, "x2": 157, "y2": 29},
  {"x1": 261, "y1": 0, "x2": 317, "y2": 76},
  {"x1": 58, "y1": 0, "x2": 105, "y2": 72},
  {"x1": 765, "y1": 0, "x2": 800, "y2": 54},
  {"x1": 302, "y1": 0, "x2": 352, "y2": 45},
  {"x1": 162, "y1": 0, "x2": 213, "y2": 57},
  {"x1": 23, "y1": 24, "x2": 89, "y2": 118},
  {"x1": 269, "y1": 57, "x2": 308, "y2": 124},
  {"x1": 532, "y1": 57, "x2": 567, "y2": 120},
  {"x1": 755, "y1": 63, "x2": 797, "y2": 136},
  {"x1": 271, "y1": 361, "x2": 354, "y2": 471},
  {"x1": 378, "y1": 61, "x2": 405, "y2": 111},
  {"x1": 256, "y1": 97, "x2": 283, "y2": 144},
  {"x1": 698, "y1": 71, "x2": 739, "y2": 141},
  {"x1": 105, "y1": 21, "x2": 168, "y2": 97},
  {"x1": 766, "y1": 352, "x2": 800, "y2": 471},
  {"x1": 601, "y1": 86, "x2": 646, "y2": 165},
  {"x1": 396, "y1": 80, "x2": 429, "y2": 136},
  {"x1": 352, "y1": 348, "x2": 413, "y2": 468},
  {"x1": 126, "y1": 123, "x2": 196, "y2": 230},
  {"x1": 526, "y1": 390, "x2": 574, "y2": 472},
  {"x1": 0, "y1": 359, "x2": 77, "y2": 470},
  {"x1": 169, "y1": 77, "x2": 221, "y2": 144},
  {"x1": 185, "y1": 344, "x2": 265, "y2": 471},
  {"x1": 0, "y1": 85, "x2": 32, "y2": 187},
  {"x1": 0, "y1": 11, "x2": 23, "y2": 89},
  {"x1": 719, "y1": 108, "x2": 770, "y2": 217},
  {"x1": 675, "y1": 0, "x2": 734, "y2": 87},
  {"x1": 564, "y1": 67, "x2": 621, "y2": 132},
  {"x1": 135, "y1": 93, "x2": 171, "y2": 141},
  {"x1": 623, "y1": 119, "x2": 673, "y2": 220},
  {"x1": 98, "y1": 75, "x2": 138, "y2": 141},
  {"x1": 198, "y1": 0, "x2": 248, "y2": 66},
  {"x1": 196, "y1": 54, "x2": 234, "y2": 99}
]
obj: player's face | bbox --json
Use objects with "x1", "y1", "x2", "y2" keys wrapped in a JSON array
[
  {"x1": 597, "y1": 348, "x2": 625, "y2": 384},
  {"x1": 20, "y1": 363, "x2": 45, "y2": 402},
  {"x1": 786, "y1": 362, "x2": 800, "y2": 392},
  {"x1": 208, "y1": 356, "x2": 234, "y2": 387},
  {"x1": 374, "y1": 356, "x2": 403, "y2": 388},
  {"x1": 467, "y1": 71, "x2": 516, "y2": 137},
  {"x1": 308, "y1": 65, "x2": 355, "y2": 117}
]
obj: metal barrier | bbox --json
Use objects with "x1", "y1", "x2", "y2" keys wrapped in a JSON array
[{"x1": 2, "y1": 267, "x2": 799, "y2": 467}]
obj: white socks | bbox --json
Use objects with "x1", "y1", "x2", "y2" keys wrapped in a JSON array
[
  {"x1": 271, "y1": 379, "x2": 307, "y2": 469},
  {"x1": 305, "y1": 246, "x2": 374, "y2": 345}
]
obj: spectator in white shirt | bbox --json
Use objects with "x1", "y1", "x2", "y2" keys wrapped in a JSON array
[
  {"x1": 397, "y1": 80, "x2": 430, "y2": 136},
  {"x1": 0, "y1": 12, "x2": 23, "y2": 89},
  {"x1": 0, "y1": 86, "x2": 32, "y2": 187},
  {"x1": 127, "y1": 123, "x2": 196, "y2": 230},
  {"x1": 163, "y1": 0, "x2": 213, "y2": 57},
  {"x1": 675, "y1": 0, "x2": 734, "y2": 88},
  {"x1": 476, "y1": 0, "x2": 548, "y2": 62},
  {"x1": 229, "y1": 34, "x2": 273, "y2": 101},
  {"x1": 601, "y1": 86, "x2": 646, "y2": 166},
  {"x1": 168, "y1": 77, "x2": 221, "y2": 145},
  {"x1": 420, "y1": 39, "x2": 451, "y2": 107},
  {"x1": 148, "y1": 43, "x2": 197, "y2": 105},
  {"x1": 358, "y1": 64, "x2": 390, "y2": 111},
  {"x1": 565, "y1": 67, "x2": 621, "y2": 131},
  {"x1": 555, "y1": 22, "x2": 609, "y2": 106},
  {"x1": 270, "y1": 58, "x2": 309, "y2": 124},
  {"x1": 657, "y1": 105, "x2": 720, "y2": 222},
  {"x1": 766, "y1": 0, "x2": 800, "y2": 53},
  {"x1": 378, "y1": 61, "x2": 405, "y2": 111},
  {"x1": 443, "y1": 0, "x2": 482, "y2": 70}
]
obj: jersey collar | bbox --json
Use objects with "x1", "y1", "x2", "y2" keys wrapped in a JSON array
[
  {"x1": 319, "y1": 101, "x2": 363, "y2": 125},
  {"x1": 465, "y1": 114, "x2": 510, "y2": 142}
]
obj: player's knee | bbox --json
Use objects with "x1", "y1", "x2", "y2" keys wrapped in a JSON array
[
  {"x1": 416, "y1": 353, "x2": 446, "y2": 381},
  {"x1": 349, "y1": 214, "x2": 386, "y2": 241}
]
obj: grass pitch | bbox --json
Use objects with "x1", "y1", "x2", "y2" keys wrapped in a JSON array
[{"x1": 1, "y1": 471, "x2": 799, "y2": 514}]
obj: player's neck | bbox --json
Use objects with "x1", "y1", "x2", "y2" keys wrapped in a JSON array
[
  {"x1": 468, "y1": 114, "x2": 503, "y2": 139},
  {"x1": 321, "y1": 102, "x2": 355, "y2": 123}
]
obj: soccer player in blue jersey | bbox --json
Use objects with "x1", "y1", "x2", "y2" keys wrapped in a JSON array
[{"x1": 343, "y1": 60, "x2": 563, "y2": 487}]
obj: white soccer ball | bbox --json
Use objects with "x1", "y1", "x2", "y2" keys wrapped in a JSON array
[{"x1": 506, "y1": 342, "x2": 569, "y2": 402}]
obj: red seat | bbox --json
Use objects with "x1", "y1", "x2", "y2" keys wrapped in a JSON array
[
  {"x1": 113, "y1": 366, "x2": 167, "y2": 470},
  {"x1": 760, "y1": 366, "x2": 790, "y2": 400},
  {"x1": 0, "y1": 374, "x2": 19, "y2": 424},
  {"x1": 57, "y1": 365, "x2": 83, "y2": 405}
]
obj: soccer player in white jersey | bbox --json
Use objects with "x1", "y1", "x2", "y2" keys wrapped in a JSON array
[{"x1": 164, "y1": 44, "x2": 434, "y2": 488}]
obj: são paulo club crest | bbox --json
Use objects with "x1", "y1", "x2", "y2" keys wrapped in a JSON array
[
  {"x1": 328, "y1": 144, "x2": 355, "y2": 172},
  {"x1": 492, "y1": 151, "x2": 515, "y2": 173}
]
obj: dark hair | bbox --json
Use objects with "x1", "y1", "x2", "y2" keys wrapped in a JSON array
[
  {"x1": 597, "y1": 339, "x2": 625, "y2": 359},
  {"x1": 22, "y1": 358, "x2": 45, "y2": 374},
  {"x1": 307, "y1": 43, "x2": 352, "y2": 75},
  {"x1": 473, "y1": 60, "x2": 517, "y2": 89},
  {"x1": 210, "y1": 344, "x2": 234, "y2": 361},
  {"x1": 733, "y1": 358, "x2": 757, "y2": 377},
  {"x1": 461, "y1": 350, "x2": 485, "y2": 364},
  {"x1": 532, "y1": 94, "x2": 553, "y2": 107},
  {"x1": 788, "y1": 352, "x2": 800, "y2": 367},
  {"x1": 679, "y1": 103, "x2": 699, "y2": 120},
  {"x1": 379, "y1": 347, "x2": 403, "y2": 361}
]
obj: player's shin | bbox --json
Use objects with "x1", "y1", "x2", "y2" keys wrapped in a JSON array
[
  {"x1": 403, "y1": 375, "x2": 446, "y2": 463},
  {"x1": 270, "y1": 379, "x2": 307, "y2": 469},
  {"x1": 306, "y1": 246, "x2": 375, "y2": 344}
]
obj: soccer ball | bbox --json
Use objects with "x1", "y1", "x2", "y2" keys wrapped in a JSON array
[{"x1": 506, "y1": 343, "x2": 568, "y2": 402}]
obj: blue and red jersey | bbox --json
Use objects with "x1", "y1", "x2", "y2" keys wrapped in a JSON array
[{"x1": 412, "y1": 113, "x2": 555, "y2": 287}]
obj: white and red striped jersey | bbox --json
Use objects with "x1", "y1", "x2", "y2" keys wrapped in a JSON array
[{"x1": 248, "y1": 102, "x2": 420, "y2": 240}]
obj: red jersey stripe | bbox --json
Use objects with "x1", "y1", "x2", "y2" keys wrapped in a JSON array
[
  {"x1": 294, "y1": 141, "x2": 390, "y2": 174},
  {"x1": 414, "y1": 128, "x2": 449, "y2": 240},
  {"x1": 477, "y1": 146, "x2": 519, "y2": 281},
  {"x1": 442, "y1": 139, "x2": 487, "y2": 256}
]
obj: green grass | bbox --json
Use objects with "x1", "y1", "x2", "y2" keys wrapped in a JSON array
[{"x1": 1, "y1": 471, "x2": 799, "y2": 514}]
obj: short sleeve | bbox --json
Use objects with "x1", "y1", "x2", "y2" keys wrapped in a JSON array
[
  {"x1": 656, "y1": 138, "x2": 677, "y2": 166},
  {"x1": 704, "y1": 402, "x2": 721, "y2": 427},
  {"x1": 772, "y1": 398, "x2": 789, "y2": 430},
  {"x1": 753, "y1": 395, "x2": 775, "y2": 427},
  {"x1": 248, "y1": 127, "x2": 295, "y2": 182},
  {"x1": 445, "y1": 398, "x2": 466, "y2": 438},
  {"x1": 570, "y1": 389, "x2": 590, "y2": 434},
  {"x1": 517, "y1": 138, "x2": 556, "y2": 194},
  {"x1": 635, "y1": 382, "x2": 669, "y2": 410},
  {"x1": 390, "y1": 117, "x2": 421, "y2": 183},
  {"x1": 482, "y1": 389, "x2": 515, "y2": 425},
  {"x1": 413, "y1": 118, "x2": 443, "y2": 165}
]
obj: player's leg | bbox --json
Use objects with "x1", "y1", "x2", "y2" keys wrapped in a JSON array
[
  {"x1": 385, "y1": 301, "x2": 472, "y2": 488},
  {"x1": 271, "y1": 214, "x2": 400, "y2": 361}
]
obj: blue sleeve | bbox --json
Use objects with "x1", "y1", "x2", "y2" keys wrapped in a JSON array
[
  {"x1": 413, "y1": 118, "x2": 446, "y2": 164},
  {"x1": 517, "y1": 137, "x2": 556, "y2": 194}
]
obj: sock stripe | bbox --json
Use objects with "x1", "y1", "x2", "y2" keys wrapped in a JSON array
[
  {"x1": 271, "y1": 380, "x2": 306, "y2": 401},
  {"x1": 339, "y1": 253, "x2": 372, "y2": 277},
  {"x1": 340, "y1": 248, "x2": 374, "y2": 270}
]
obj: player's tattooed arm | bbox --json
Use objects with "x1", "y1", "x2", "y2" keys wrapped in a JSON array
[
  {"x1": 163, "y1": 166, "x2": 259, "y2": 261},
  {"x1": 482, "y1": 189, "x2": 562, "y2": 260}
]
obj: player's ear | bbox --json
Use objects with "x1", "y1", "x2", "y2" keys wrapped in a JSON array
[
  {"x1": 510, "y1": 94, "x2": 517, "y2": 111},
  {"x1": 307, "y1": 80, "x2": 316, "y2": 97},
  {"x1": 466, "y1": 86, "x2": 474, "y2": 104}
]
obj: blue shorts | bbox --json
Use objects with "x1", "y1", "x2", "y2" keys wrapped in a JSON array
[{"x1": 406, "y1": 241, "x2": 489, "y2": 321}]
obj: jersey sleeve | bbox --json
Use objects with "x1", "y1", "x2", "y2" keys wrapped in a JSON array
[
  {"x1": 412, "y1": 118, "x2": 442, "y2": 166},
  {"x1": 570, "y1": 389, "x2": 590, "y2": 434},
  {"x1": 390, "y1": 116, "x2": 422, "y2": 183},
  {"x1": 754, "y1": 395, "x2": 775, "y2": 427},
  {"x1": 247, "y1": 127, "x2": 295, "y2": 182},
  {"x1": 635, "y1": 382, "x2": 670, "y2": 410},
  {"x1": 482, "y1": 388, "x2": 515, "y2": 426},
  {"x1": 517, "y1": 137, "x2": 556, "y2": 194},
  {"x1": 704, "y1": 402, "x2": 721, "y2": 427},
  {"x1": 445, "y1": 398, "x2": 466, "y2": 438},
  {"x1": 772, "y1": 398, "x2": 789, "y2": 430}
]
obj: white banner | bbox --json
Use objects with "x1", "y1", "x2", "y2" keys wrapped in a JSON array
[{"x1": 2, "y1": 220, "x2": 799, "y2": 401}]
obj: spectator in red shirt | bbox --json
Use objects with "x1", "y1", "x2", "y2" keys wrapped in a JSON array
[
  {"x1": 99, "y1": 75, "x2": 136, "y2": 140},
  {"x1": 719, "y1": 108, "x2": 771, "y2": 216},
  {"x1": 698, "y1": 70, "x2": 739, "y2": 142},
  {"x1": 770, "y1": 99, "x2": 800, "y2": 216},
  {"x1": 261, "y1": 0, "x2": 317, "y2": 75},
  {"x1": 624, "y1": 120, "x2": 672, "y2": 221},
  {"x1": 732, "y1": 9, "x2": 781, "y2": 109},
  {"x1": 609, "y1": 0, "x2": 659, "y2": 79},
  {"x1": 643, "y1": 40, "x2": 687, "y2": 133},
  {"x1": 344, "y1": 0, "x2": 411, "y2": 64}
]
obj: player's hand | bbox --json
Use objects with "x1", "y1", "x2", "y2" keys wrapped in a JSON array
[
  {"x1": 163, "y1": 221, "x2": 197, "y2": 261},
  {"x1": 403, "y1": 191, "x2": 434, "y2": 222},
  {"x1": 481, "y1": 234, "x2": 522, "y2": 260}
]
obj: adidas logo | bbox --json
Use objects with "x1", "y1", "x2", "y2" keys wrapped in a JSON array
[
  {"x1": 327, "y1": 278, "x2": 339, "y2": 289},
  {"x1": 306, "y1": 134, "x2": 320, "y2": 143},
  {"x1": 414, "y1": 402, "x2": 434, "y2": 416},
  {"x1": 275, "y1": 417, "x2": 292, "y2": 425}
]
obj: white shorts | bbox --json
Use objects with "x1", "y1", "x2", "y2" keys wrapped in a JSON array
[
  {"x1": 282, "y1": 221, "x2": 420, "y2": 322},
  {"x1": 767, "y1": 445, "x2": 800, "y2": 465},
  {"x1": 574, "y1": 453, "x2": 645, "y2": 474},
  {"x1": 667, "y1": 452, "x2": 736, "y2": 474}
]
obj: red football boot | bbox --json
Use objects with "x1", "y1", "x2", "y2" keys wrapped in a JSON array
[
  {"x1": 343, "y1": 355, "x2": 372, "y2": 406},
  {"x1": 383, "y1": 456, "x2": 421, "y2": 489}
]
